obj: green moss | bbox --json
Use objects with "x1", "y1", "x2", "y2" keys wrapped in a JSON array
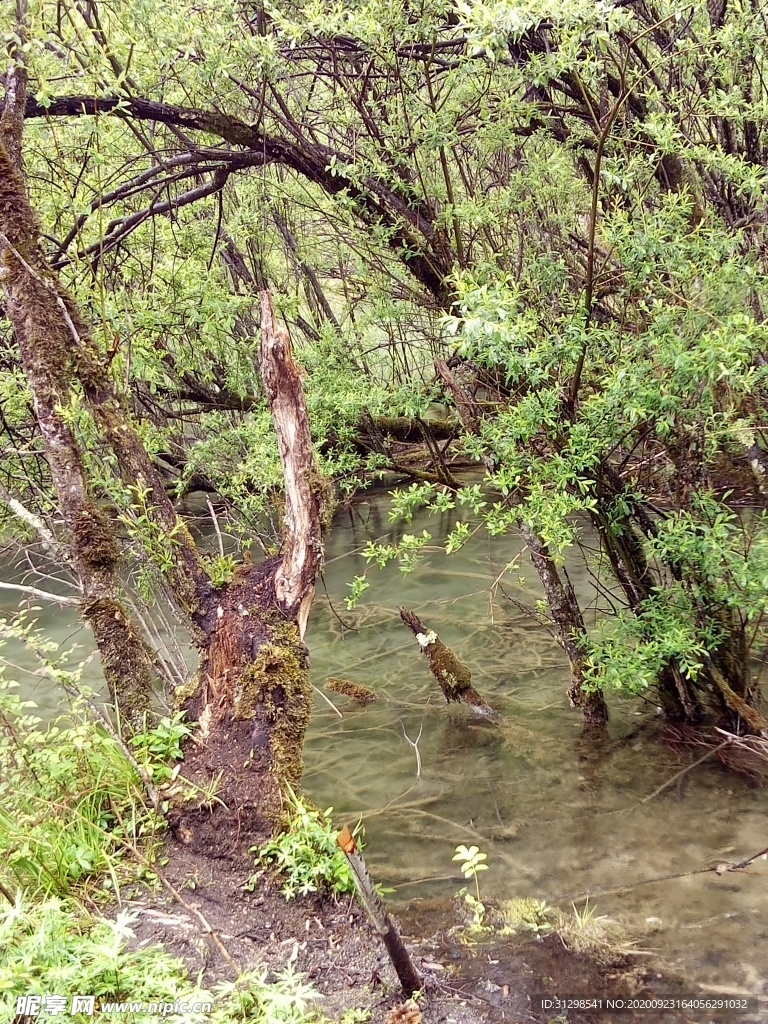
[
  {"x1": 307, "y1": 465, "x2": 336, "y2": 531},
  {"x1": 492, "y1": 898, "x2": 552, "y2": 934},
  {"x1": 427, "y1": 638, "x2": 472, "y2": 700},
  {"x1": 82, "y1": 597, "x2": 154, "y2": 729},
  {"x1": 173, "y1": 676, "x2": 201, "y2": 711},
  {"x1": 0, "y1": 146, "x2": 40, "y2": 250},
  {"x1": 72, "y1": 506, "x2": 120, "y2": 570},
  {"x1": 235, "y1": 623, "x2": 312, "y2": 791}
]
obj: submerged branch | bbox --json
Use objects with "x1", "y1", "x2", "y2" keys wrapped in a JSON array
[{"x1": 399, "y1": 606, "x2": 494, "y2": 717}]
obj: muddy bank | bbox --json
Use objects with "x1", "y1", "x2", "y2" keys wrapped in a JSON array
[{"x1": 117, "y1": 821, "x2": 759, "y2": 1024}]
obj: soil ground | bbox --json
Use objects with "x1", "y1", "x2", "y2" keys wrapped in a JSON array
[{"x1": 120, "y1": 810, "x2": 757, "y2": 1024}]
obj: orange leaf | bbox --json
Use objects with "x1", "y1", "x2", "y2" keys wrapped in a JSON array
[{"x1": 338, "y1": 825, "x2": 356, "y2": 854}]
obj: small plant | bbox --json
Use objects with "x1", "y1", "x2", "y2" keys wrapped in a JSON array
[
  {"x1": 452, "y1": 844, "x2": 489, "y2": 933},
  {"x1": 339, "y1": 1010, "x2": 372, "y2": 1023},
  {"x1": 204, "y1": 553, "x2": 238, "y2": 588},
  {"x1": 494, "y1": 897, "x2": 552, "y2": 935},
  {"x1": 254, "y1": 785, "x2": 357, "y2": 900},
  {"x1": 344, "y1": 574, "x2": 370, "y2": 610},
  {"x1": 130, "y1": 713, "x2": 195, "y2": 783},
  {"x1": 553, "y1": 900, "x2": 634, "y2": 961},
  {"x1": 117, "y1": 480, "x2": 188, "y2": 576},
  {"x1": 571, "y1": 898, "x2": 597, "y2": 930},
  {"x1": 452, "y1": 844, "x2": 488, "y2": 901}
]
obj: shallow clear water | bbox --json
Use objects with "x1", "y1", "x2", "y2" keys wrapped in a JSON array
[
  {"x1": 2, "y1": 494, "x2": 767, "y2": 1003},
  {"x1": 303, "y1": 499, "x2": 768, "y2": 1005}
]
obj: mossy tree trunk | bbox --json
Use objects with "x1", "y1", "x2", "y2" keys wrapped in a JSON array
[
  {"x1": 518, "y1": 525, "x2": 609, "y2": 726},
  {"x1": 1, "y1": 66, "x2": 325, "y2": 833},
  {"x1": 179, "y1": 294, "x2": 325, "y2": 832},
  {"x1": 0, "y1": 65, "x2": 160, "y2": 728}
]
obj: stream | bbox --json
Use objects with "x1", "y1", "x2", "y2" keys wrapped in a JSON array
[{"x1": 2, "y1": 492, "x2": 767, "y2": 1007}]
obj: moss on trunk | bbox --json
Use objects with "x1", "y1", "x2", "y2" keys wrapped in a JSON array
[
  {"x1": 237, "y1": 631, "x2": 312, "y2": 792},
  {"x1": 83, "y1": 597, "x2": 155, "y2": 728}
]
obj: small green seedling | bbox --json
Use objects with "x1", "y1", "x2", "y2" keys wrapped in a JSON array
[
  {"x1": 453, "y1": 844, "x2": 489, "y2": 933},
  {"x1": 453, "y1": 844, "x2": 488, "y2": 901}
]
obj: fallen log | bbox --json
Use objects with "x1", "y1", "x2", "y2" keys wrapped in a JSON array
[{"x1": 399, "y1": 607, "x2": 494, "y2": 717}]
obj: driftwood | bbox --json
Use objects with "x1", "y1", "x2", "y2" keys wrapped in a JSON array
[
  {"x1": 399, "y1": 607, "x2": 494, "y2": 717},
  {"x1": 337, "y1": 826, "x2": 422, "y2": 998}
]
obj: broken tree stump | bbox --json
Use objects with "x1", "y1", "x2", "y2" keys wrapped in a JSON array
[
  {"x1": 399, "y1": 607, "x2": 494, "y2": 717},
  {"x1": 338, "y1": 825, "x2": 422, "y2": 998}
]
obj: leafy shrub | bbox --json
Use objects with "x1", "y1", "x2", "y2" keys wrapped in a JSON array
[
  {"x1": 254, "y1": 786, "x2": 356, "y2": 900},
  {"x1": 0, "y1": 896, "x2": 322, "y2": 1023},
  {"x1": 0, "y1": 675, "x2": 157, "y2": 897},
  {"x1": 130, "y1": 712, "x2": 195, "y2": 783}
]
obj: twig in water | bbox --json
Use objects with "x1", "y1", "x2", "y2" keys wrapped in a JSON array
[
  {"x1": 319, "y1": 572, "x2": 358, "y2": 634},
  {"x1": 337, "y1": 825, "x2": 421, "y2": 997},
  {"x1": 724, "y1": 844, "x2": 768, "y2": 872},
  {"x1": 640, "y1": 740, "x2": 731, "y2": 804},
  {"x1": 399, "y1": 719, "x2": 424, "y2": 779},
  {"x1": 313, "y1": 684, "x2": 343, "y2": 719}
]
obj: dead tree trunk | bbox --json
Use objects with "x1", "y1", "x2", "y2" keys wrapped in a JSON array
[
  {"x1": 2, "y1": 61, "x2": 326, "y2": 838},
  {"x1": 177, "y1": 294, "x2": 326, "y2": 841}
]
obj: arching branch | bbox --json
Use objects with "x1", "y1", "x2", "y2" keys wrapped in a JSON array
[{"x1": 14, "y1": 93, "x2": 453, "y2": 302}]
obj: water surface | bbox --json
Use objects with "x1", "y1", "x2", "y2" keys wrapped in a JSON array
[{"x1": 303, "y1": 497, "x2": 768, "y2": 1006}]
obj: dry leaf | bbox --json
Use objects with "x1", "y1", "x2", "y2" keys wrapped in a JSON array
[{"x1": 385, "y1": 999, "x2": 423, "y2": 1024}]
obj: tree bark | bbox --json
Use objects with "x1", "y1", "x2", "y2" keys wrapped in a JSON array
[
  {"x1": 518, "y1": 525, "x2": 609, "y2": 726},
  {"x1": 0, "y1": 65, "x2": 160, "y2": 728}
]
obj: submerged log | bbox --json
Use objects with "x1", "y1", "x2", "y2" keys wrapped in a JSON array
[
  {"x1": 326, "y1": 677, "x2": 379, "y2": 704},
  {"x1": 399, "y1": 607, "x2": 494, "y2": 716}
]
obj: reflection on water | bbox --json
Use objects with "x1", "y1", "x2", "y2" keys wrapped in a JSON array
[{"x1": 1, "y1": 493, "x2": 766, "y2": 1002}]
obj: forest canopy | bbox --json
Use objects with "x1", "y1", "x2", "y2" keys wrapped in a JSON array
[{"x1": 2, "y1": 0, "x2": 768, "y2": 755}]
